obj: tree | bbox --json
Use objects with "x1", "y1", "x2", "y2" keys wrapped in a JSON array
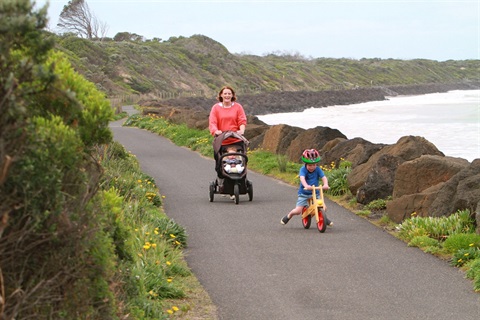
[
  {"x1": 57, "y1": 0, "x2": 108, "y2": 39},
  {"x1": 113, "y1": 31, "x2": 144, "y2": 42}
]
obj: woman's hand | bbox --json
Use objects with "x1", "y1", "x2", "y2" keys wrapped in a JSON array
[{"x1": 214, "y1": 130, "x2": 222, "y2": 136}]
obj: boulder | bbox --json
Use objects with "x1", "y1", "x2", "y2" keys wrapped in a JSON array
[
  {"x1": 393, "y1": 155, "x2": 469, "y2": 198},
  {"x1": 261, "y1": 124, "x2": 304, "y2": 155},
  {"x1": 347, "y1": 136, "x2": 444, "y2": 197},
  {"x1": 427, "y1": 159, "x2": 480, "y2": 218},
  {"x1": 386, "y1": 184, "x2": 444, "y2": 223},
  {"x1": 286, "y1": 126, "x2": 347, "y2": 162},
  {"x1": 321, "y1": 137, "x2": 385, "y2": 169},
  {"x1": 386, "y1": 159, "x2": 480, "y2": 224},
  {"x1": 356, "y1": 154, "x2": 402, "y2": 204}
]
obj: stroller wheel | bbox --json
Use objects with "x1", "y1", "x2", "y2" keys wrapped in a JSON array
[
  {"x1": 209, "y1": 181, "x2": 215, "y2": 202},
  {"x1": 233, "y1": 184, "x2": 240, "y2": 205},
  {"x1": 247, "y1": 180, "x2": 253, "y2": 201}
]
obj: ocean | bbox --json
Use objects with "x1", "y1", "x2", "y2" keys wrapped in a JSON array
[{"x1": 257, "y1": 90, "x2": 480, "y2": 162}]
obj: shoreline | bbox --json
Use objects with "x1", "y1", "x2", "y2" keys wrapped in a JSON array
[{"x1": 149, "y1": 81, "x2": 479, "y2": 116}]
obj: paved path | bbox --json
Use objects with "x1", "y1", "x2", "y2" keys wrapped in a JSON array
[{"x1": 110, "y1": 117, "x2": 480, "y2": 320}]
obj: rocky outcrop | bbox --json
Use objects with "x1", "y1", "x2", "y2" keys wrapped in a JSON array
[
  {"x1": 386, "y1": 156, "x2": 471, "y2": 223},
  {"x1": 286, "y1": 127, "x2": 347, "y2": 162},
  {"x1": 393, "y1": 155, "x2": 469, "y2": 198},
  {"x1": 347, "y1": 136, "x2": 444, "y2": 200},
  {"x1": 427, "y1": 159, "x2": 480, "y2": 218},
  {"x1": 261, "y1": 125, "x2": 304, "y2": 155},
  {"x1": 321, "y1": 137, "x2": 385, "y2": 168}
]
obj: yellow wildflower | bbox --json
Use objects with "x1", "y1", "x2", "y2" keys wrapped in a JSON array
[
  {"x1": 172, "y1": 306, "x2": 179, "y2": 311},
  {"x1": 167, "y1": 309, "x2": 173, "y2": 314}
]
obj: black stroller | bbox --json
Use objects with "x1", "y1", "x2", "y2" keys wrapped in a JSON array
[{"x1": 209, "y1": 131, "x2": 253, "y2": 204}]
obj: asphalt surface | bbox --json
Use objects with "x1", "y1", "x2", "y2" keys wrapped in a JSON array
[{"x1": 111, "y1": 108, "x2": 480, "y2": 320}]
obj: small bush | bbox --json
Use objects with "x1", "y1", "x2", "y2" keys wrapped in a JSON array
[
  {"x1": 443, "y1": 233, "x2": 480, "y2": 254},
  {"x1": 465, "y1": 259, "x2": 480, "y2": 292},
  {"x1": 276, "y1": 154, "x2": 288, "y2": 173},
  {"x1": 324, "y1": 166, "x2": 350, "y2": 196},
  {"x1": 365, "y1": 197, "x2": 391, "y2": 211},
  {"x1": 451, "y1": 247, "x2": 480, "y2": 267},
  {"x1": 397, "y1": 210, "x2": 475, "y2": 241},
  {"x1": 408, "y1": 236, "x2": 439, "y2": 249}
]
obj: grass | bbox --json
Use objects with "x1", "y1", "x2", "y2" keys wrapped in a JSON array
[
  {"x1": 99, "y1": 141, "x2": 218, "y2": 318},
  {"x1": 120, "y1": 112, "x2": 480, "y2": 309}
]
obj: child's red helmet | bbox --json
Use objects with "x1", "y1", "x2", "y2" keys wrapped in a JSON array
[{"x1": 301, "y1": 149, "x2": 321, "y2": 164}]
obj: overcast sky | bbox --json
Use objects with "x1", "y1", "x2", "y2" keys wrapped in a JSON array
[{"x1": 36, "y1": 0, "x2": 479, "y2": 61}]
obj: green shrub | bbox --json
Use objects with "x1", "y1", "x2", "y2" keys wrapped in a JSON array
[
  {"x1": 324, "y1": 165, "x2": 351, "y2": 196},
  {"x1": 276, "y1": 154, "x2": 288, "y2": 173},
  {"x1": 451, "y1": 247, "x2": 480, "y2": 267},
  {"x1": 443, "y1": 233, "x2": 480, "y2": 254},
  {"x1": 397, "y1": 210, "x2": 475, "y2": 241},
  {"x1": 465, "y1": 258, "x2": 480, "y2": 292},
  {"x1": 365, "y1": 197, "x2": 391, "y2": 211},
  {"x1": 408, "y1": 236, "x2": 440, "y2": 249}
]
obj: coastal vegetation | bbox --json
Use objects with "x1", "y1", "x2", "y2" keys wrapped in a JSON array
[{"x1": 51, "y1": 33, "x2": 480, "y2": 100}]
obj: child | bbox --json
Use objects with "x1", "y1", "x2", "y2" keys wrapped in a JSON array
[
  {"x1": 223, "y1": 146, "x2": 244, "y2": 174},
  {"x1": 280, "y1": 149, "x2": 332, "y2": 226}
]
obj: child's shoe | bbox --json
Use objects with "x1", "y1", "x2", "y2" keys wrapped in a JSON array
[
  {"x1": 326, "y1": 218, "x2": 333, "y2": 227},
  {"x1": 280, "y1": 215, "x2": 290, "y2": 225}
]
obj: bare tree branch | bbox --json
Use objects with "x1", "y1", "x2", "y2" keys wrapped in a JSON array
[{"x1": 57, "y1": 0, "x2": 108, "y2": 39}]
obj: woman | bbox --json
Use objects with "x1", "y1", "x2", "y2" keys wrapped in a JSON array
[
  {"x1": 209, "y1": 86, "x2": 247, "y2": 180},
  {"x1": 209, "y1": 85, "x2": 247, "y2": 140}
]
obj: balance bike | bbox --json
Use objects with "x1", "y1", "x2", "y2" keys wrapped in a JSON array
[{"x1": 301, "y1": 185, "x2": 328, "y2": 233}]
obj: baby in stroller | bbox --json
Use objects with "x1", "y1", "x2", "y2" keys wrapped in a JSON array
[{"x1": 223, "y1": 145, "x2": 245, "y2": 174}]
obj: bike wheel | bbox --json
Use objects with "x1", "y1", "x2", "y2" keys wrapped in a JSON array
[
  {"x1": 302, "y1": 206, "x2": 311, "y2": 229},
  {"x1": 317, "y1": 209, "x2": 327, "y2": 233},
  {"x1": 247, "y1": 180, "x2": 253, "y2": 201},
  {"x1": 234, "y1": 183, "x2": 239, "y2": 204},
  {"x1": 209, "y1": 182, "x2": 215, "y2": 202}
]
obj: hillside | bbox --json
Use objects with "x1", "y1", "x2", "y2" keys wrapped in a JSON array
[{"x1": 52, "y1": 33, "x2": 480, "y2": 99}]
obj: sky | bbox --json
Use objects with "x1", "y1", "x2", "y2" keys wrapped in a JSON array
[{"x1": 35, "y1": 0, "x2": 479, "y2": 61}]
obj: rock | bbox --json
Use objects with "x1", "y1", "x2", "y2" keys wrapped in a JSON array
[
  {"x1": 385, "y1": 156, "x2": 470, "y2": 223},
  {"x1": 286, "y1": 126, "x2": 347, "y2": 162},
  {"x1": 427, "y1": 159, "x2": 480, "y2": 218},
  {"x1": 357, "y1": 154, "x2": 402, "y2": 204},
  {"x1": 347, "y1": 136, "x2": 444, "y2": 198},
  {"x1": 387, "y1": 159, "x2": 480, "y2": 224},
  {"x1": 261, "y1": 124, "x2": 304, "y2": 155},
  {"x1": 393, "y1": 155, "x2": 469, "y2": 198},
  {"x1": 386, "y1": 186, "x2": 443, "y2": 223},
  {"x1": 321, "y1": 137, "x2": 385, "y2": 169}
]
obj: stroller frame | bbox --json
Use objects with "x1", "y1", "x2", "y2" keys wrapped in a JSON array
[{"x1": 209, "y1": 131, "x2": 253, "y2": 204}]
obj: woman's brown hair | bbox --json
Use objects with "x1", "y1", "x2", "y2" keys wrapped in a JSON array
[{"x1": 217, "y1": 86, "x2": 237, "y2": 102}]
